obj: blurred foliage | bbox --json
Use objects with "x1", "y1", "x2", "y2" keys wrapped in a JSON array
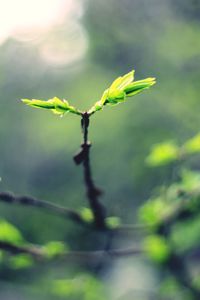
[
  {"x1": 0, "y1": 219, "x2": 24, "y2": 245},
  {"x1": 42, "y1": 241, "x2": 68, "y2": 259},
  {"x1": 146, "y1": 141, "x2": 179, "y2": 167},
  {"x1": 9, "y1": 254, "x2": 34, "y2": 270},
  {"x1": 51, "y1": 274, "x2": 105, "y2": 300},
  {"x1": 146, "y1": 132, "x2": 200, "y2": 167}
]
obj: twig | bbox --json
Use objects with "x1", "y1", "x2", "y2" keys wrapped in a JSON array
[
  {"x1": 0, "y1": 241, "x2": 42, "y2": 258},
  {"x1": 0, "y1": 240, "x2": 142, "y2": 262},
  {"x1": 0, "y1": 192, "x2": 149, "y2": 234},
  {"x1": 0, "y1": 192, "x2": 86, "y2": 226}
]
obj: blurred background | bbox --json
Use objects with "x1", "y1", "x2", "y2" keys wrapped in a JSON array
[{"x1": 0, "y1": 0, "x2": 200, "y2": 299}]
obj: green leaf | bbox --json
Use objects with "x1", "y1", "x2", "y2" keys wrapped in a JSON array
[
  {"x1": 171, "y1": 217, "x2": 200, "y2": 253},
  {"x1": 51, "y1": 274, "x2": 104, "y2": 300},
  {"x1": 139, "y1": 197, "x2": 172, "y2": 227},
  {"x1": 109, "y1": 70, "x2": 134, "y2": 91},
  {"x1": 180, "y1": 169, "x2": 200, "y2": 192},
  {"x1": 22, "y1": 97, "x2": 81, "y2": 116},
  {"x1": 144, "y1": 235, "x2": 170, "y2": 263},
  {"x1": 80, "y1": 207, "x2": 94, "y2": 223},
  {"x1": 183, "y1": 133, "x2": 200, "y2": 154},
  {"x1": 88, "y1": 70, "x2": 156, "y2": 114},
  {"x1": 0, "y1": 219, "x2": 24, "y2": 245},
  {"x1": 9, "y1": 254, "x2": 33, "y2": 269},
  {"x1": 43, "y1": 241, "x2": 68, "y2": 258},
  {"x1": 124, "y1": 77, "x2": 156, "y2": 96},
  {"x1": 146, "y1": 141, "x2": 179, "y2": 166},
  {"x1": 105, "y1": 216, "x2": 121, "y2": 229},
  {"x1": 106, "y1": 89, "x2": 125, "y2": 104}
]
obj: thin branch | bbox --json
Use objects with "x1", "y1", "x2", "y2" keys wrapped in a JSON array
[
  {"x1": 0, "y1": 241, "x2": 142, "y2": 263},
  {"x1": 0, "y1": 192, "x2": 149, "y2": 234},
  {"x1": 0, "y1": 241, "x2": 42, "y2": 258},
  {"x1": 0, "y1": 192, "x2": 86, "y2": 226}
]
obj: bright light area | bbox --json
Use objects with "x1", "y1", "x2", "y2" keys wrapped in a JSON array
[
  {"x1": 0, "y1": 0, "x2": 83, "y2": 42},
  {"x1": 0, "y1": 0, "x2": 88, "y2": 66}
]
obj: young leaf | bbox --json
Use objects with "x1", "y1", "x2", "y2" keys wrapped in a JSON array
[
  {"x1": 88, "y1": 70, "x2": 156, "y2": 114},
  {"x1": 124, "y1": 77, "x2": 156, "y2": 96},
  {"x1": 22, "y1": 97, "x2": 81, "y2": 116}
]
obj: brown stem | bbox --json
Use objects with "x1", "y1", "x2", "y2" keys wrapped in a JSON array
[{"x1": 74, "y1": 113, "x2": 106, "y2": 229}]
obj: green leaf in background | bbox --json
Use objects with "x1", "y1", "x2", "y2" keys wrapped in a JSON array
[
  {"x1": 160, "y1": 277, "x2": 182, "y2": 299},
  {"x1": 0, "y1": 219, "x2": 24, "y2": 245},
  {"x1": 105, "y1": 216, "x2": 121, "y2": 229},
  {"x1": 88, "y1": 70, "x2": 156, "y2": 114},
  {"x1": 144, "y1": 235, "x2": 171, "y2": 263},
  {"x1": 22, "y1": 97, "x2": 81, "y2": 116},
  {"x1": 51, "y1": 274, "x2": 104, "y2": 300},
  {"x1": 183, "y1": 133, "x2": 200, "y2": 154},
  {"x1": 9, "y1": 254, "x2": 33, "y2": 269},
  {"x1": 80, "y1": 207, "x2": 94, "y2": 223},
  {"x1": 171, "y1": 217, "x2": 200, "y2": 253},
  {"x1": 146, "y1": 141, "x2": 179, "y2": 166},
  {"x1": 139, "y1": 197, "x2": 171, "y2": 227},
  {"x1": 43, "y1": 241, "x2": 68, "y2": 258},
  {"x1": 180, "y1": 169, "x2": 200, "y2": 193}
]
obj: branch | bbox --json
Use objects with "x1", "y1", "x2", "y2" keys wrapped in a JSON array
[
  {"x1": 0, "y1": 192, "x2": 149, "y2": 235},
  {"x1": 0, "y1": 241, "x2": 142, "y2": 262},
  {"x1": 0, "y1": 192, "x2": 86, "y2": 226},
  {"x1": 0, "y1": 241, "x2": 42, "y2": 258}
]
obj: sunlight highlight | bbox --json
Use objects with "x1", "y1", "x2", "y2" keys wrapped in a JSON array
[
  {"x1": 0, "y1": 0, "x2": 83, "y2": 42},
  {"x1": 0, "y1": 0, "x2": 87, "y2": 66}
]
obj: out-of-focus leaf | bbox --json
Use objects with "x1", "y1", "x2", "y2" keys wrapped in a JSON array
[
  {"x1": 180, "y1": 169, "x2": 200, "y2": 192},
  {"x1": 9, "y1": 254, "x2": 33, "y2": 269},
  {"x1": 0, "y1": 219, "x2": 24, "y2": 245},
  {"x1": 144, "y1": 235, "x2": 171, "y2": 263},
  {"x1": 171, "y1": 217, "x2": 200, "y2": 253},
  {"x1": 139, "y1": 198, "x2": 170, "y2": 226},
  {"x1": 43, "y1": 241, "x2": 68, "y2": 258},
  {"x1": 160, "y1": 277, "x2": 182, "y2": 298},
  {"x1": 51, "y1": 274, "x2": 104, "y2": 300},
  {"x1": 80, "y1": 207, "x2": 94, "y2": 223},
  {"x1": 146, "y1": 141, "x2": 179, "y2": 166},
  {"x1": 105, "y1": 216, "x2": 121, "y2": 229},
  {"x1": 183, "y1": 133, "x2": 200, "y2": 154},
  {"x1": 22, "y1": 97, "x2": 81, "y2": 116}
]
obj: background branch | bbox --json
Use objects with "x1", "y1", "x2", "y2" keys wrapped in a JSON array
[
  {"x1": 0, "y1": 240, "x2": 142, "y2": 262},
  {"x1": 0, "y1": 192, "x2": 86, "y2": 226}
]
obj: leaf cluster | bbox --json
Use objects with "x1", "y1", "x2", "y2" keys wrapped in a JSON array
[{"x1": 22, "y1": 70, "x2": 156, "y2": 117}]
